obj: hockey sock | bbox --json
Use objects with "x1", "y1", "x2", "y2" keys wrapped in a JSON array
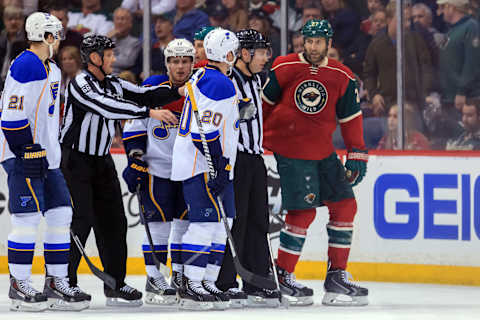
[
  {"x1": 325, "y1": 198, "x2": 357, "y2": 270},
  {"x1": 181, "y1": 222, "x2": 215, "y2": 282},
  {"x1": 44, "y1": 206, "x2": 72, "y2": 278},
  {"x1": 8, "y1": 212, "x2": 41, "y2": 280},
  {"x1": 278, "y1": 208, "x2": 316, "y2": 273},
  {"x1": 204, "y1": 218, "x2": 232, "y2": 282},
  {"x1": 143, "y1": 221, "x2": 170, "y2": 278},
  {"x1": 170, "y1": 218, "x2": 189, "y2": 273}
]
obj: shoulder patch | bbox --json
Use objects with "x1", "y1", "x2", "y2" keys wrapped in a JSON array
[
  {"x1": 143, "y1": 74, "x2": 169, "y2": 86},
  {"x1": 10, "y1": 50, "x2": 47, "y2": 83},
  {"x1": 196, "y1": 69, "x2": 235, "y2": 101}
]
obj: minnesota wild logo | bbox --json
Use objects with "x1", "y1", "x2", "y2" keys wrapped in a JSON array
[{"x1": 294, "y1": 80, "x2": 328, "y2": 114}]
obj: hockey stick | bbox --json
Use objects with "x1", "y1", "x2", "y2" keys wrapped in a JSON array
[
  {"x1": 70, "y1": 230, "x2": 117, "y2": 290},
  {"x1": 187, "y1": 82, "x2": 277, "y2": 290},
  {"x1": 267, "y1": 235, "x2": 289, "y2": 308},
  {"x1": 136, "y1": 184, "x2": 171, "y2": 278}
]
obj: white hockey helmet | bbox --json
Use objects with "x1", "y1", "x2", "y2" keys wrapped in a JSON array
[
  {"x1": 203, "y1": 28, "x2": 239, "y2": 69},
  {"x1": 164, "y1": 38, "x2": 196, "y2": 65},
  {"x1": 25, "y1": 12, "x2": 64, "y2": 58}
]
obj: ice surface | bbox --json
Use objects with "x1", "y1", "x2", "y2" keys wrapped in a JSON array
[{"x1": 0, "y1": 275, "x2": 479, "y2": 320}]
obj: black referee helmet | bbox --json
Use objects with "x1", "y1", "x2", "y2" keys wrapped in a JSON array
[
  {"x1": 235, "y1": 29, "x2": 271, "y2": 52},
  {"x1": 80, "y1": 33, "x2": 116, "y2": 65}
]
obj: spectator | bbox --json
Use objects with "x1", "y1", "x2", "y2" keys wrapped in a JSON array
[
  {"x1": 269, "y1": 0, "x2": 304, "y2": 32},
  {"x1": 107, "y1": 8, "x2": 141, "y2": 74},
  {"x1": 437, "y1": 0, "x2": 480, "y2": 113},
  {"x1": 0, "y1": 6, "x2": 26, "y2": 89},
  {"x1": 121, "y1": 0, "x2": 175, "y2": 17},
  {"x1": 363, "y1": 1, "x2": 433, "y2": 116},
  {"x1": 249, "y1": 9, "x2": 280, "y2": 58},
  {"x1": 302, "y1": 0, "x2": 323, "y2": 24},
  {"x1": 58, "y1": 46, "x2": 82, "y2": 119},
  {"x1": 132, "y1": 14, "x2": 173, "y2": 80},
  {"x1": 327, "y1": 46, "x2": 343, "y2": 61},
  {"x1": 446, "y1": 98, "x2": 480, "y2": 150},
  {"x1": 49, "y1": 4, "x2": 83, "y2": 52},
  {"x1": 291, "y1": 31, "x2": 303, "y2": 53},
  {"x1": 412, "y1": 2, "x2": 445, "y2": 47},
  {"x1": 68, "y1": 0, "x2": 114, "y2": 35},
  {"x1": 361, "y1": 0, "x2": 388, "y2": 35},
  {"x1": 169, "y1": 0, "x2": 209, "y2": 41},
  {"x1": 222, "y1": 0, "x2": 248, "y2": 31},
  {"x1": 369, "y1": 8, "x2": 387, "y2": 36},
  {"x1": 413, "y1": 0, "x2": 447, "y2": 32},
  {"x1": 207, "y1": 1, "x2": 229, "y2": 28},
  {"x1": 377, "y1": 102, "x2": 431, "y2": 150}
]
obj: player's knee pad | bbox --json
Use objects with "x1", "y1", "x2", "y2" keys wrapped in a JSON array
[
  {"x1": 146, "y1": 221, "x2": 171, "y2": 244},
  {"x1": 211, "y1": 218, "x2": 232, "y2": 245},
  {"x1": 182, "y1": 222, "x2": 215, "y2": 245},
  {"x1": 325, "y1": 198, "x2": 357, "y2": 249},
  {"x1": 171, "y1": 218, "x2": 189, "y2": 243},
  {"x1": 327, "y1": 198, "x2": 357, "y2": 223},
  {"x1": 44, "y1": 206, "x2": 72, "y2": 231},
  {"x1": 285, "y1": 208, "x2": 316, "y2": 232},
  {"x1": 9, "y1": 212, "x2": 41, "y2": 240}
]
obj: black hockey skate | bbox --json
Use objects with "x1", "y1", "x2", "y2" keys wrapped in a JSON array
[
  {"x1": 202, "y1": 280, "x2": 230, "y2": 310},
  {"x1": 9, "y1": 276, "x2": 47, "y2": 312},
  {"x1": 277, "y1": 265, "x2": 313, "y2": 306},
  {"x1": 322, "y1": 269, "x2": 368, "y2": 306},
  {"x1": 43, "y1": 276, "x2": 90, "y2": 311},
  {"x1": 71, "y1": 285, "x2": 92, "y2": 301},
  {"x1": 223, "y1": 287, "x2": 248, "y2": 308},
  {"x1": 177, "y1": 275, "x2": 215, "y2": 310},
  {"x1": 243, "y1": 286, "x2": 281, "y2": 308},
  {"x1": 145, "y1": 276, "x2": 177, "y2": 305},
  {"x1": 104, "y1": 284, "x2": 143, "y2": 307},
  {"x1": 171, "y1": 270, "x2": 182, "y2": 290}
]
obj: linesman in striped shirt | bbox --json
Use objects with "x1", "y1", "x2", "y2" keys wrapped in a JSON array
[
  {"x1": 59, "y1": 33, "x2": 182, "y2": 306},
  {"x1": 215, "y1": 29, "x2": 281, "y2": 306}
]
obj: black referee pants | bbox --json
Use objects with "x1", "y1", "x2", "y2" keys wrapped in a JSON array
[
  {"x1": 216, "y1": 152, "x2": 271, "y2": 291},
  {"x1": 61, "y1": 148, "x2": 128, "y2": 291}
]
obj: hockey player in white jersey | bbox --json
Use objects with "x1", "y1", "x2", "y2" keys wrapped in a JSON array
[
  {"x1": 122, "y1": 38, "x2": 195, "y2": 306},
  {"x1": 170, "y1": 28, "x2": 240, "y2": 310},
  {"x1": 0, "y1": 12, "x2": 90, "y2": 312}
]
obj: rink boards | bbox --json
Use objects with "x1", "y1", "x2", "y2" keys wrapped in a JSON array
[{"x1": 1, "y1": 150, "x2": 480, "y2": 285}]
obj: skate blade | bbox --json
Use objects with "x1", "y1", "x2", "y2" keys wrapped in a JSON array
[
  {"x1": 10, "y1": 299, "x2": 47, "y2": 312},
  {"x1": 246, "y1": 295, "x2": 280, "y2": 308},
  {"x1": 322, "y1": 292, "x2": 368, "y2": 306},
  {"x1": 145, "y1": 292, "x2": 177, "y2": 305},
  {"x1": 47, "y1": 298, "x2": 90, "y2": 311},
  {"x1": 178, "y1": 298, "x2": 214, "y2": 311},
  {"x1": 282, "y1": 294, "x2": 313, "y2": 306},
  {"x1": 106, "y1": 297, "x2": 143, "y2": 307},
  {"x1": 212, "y1": 300, "x2": 230, "y2": 310},
  {"x1": 229, "y1": 298, "x2": 247, "y2": 308}
]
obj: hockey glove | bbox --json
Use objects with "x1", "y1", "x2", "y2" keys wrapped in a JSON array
[
  {"x1": 122, "y1": 157, "x2": 149, "y2": 193},
  {"x1": 207, "y1": 156, "x2": 232, "y2": 197},
  {"x1": 21, "y1": 144, "x2": 49, "y2": 179},
  {"x1": 345, "y1": 148, "x2": 368, "y2": 187}
]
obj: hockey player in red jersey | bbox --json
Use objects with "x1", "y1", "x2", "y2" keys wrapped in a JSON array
[{"x1": 262, "y1": 19, "x2": 369, "y2": 306}]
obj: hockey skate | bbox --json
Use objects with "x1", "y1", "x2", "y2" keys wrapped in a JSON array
[
  {"x1": 223, "y1": 287, "x2": 248, "y2": 308},
  {"x1": 243, "y1": 286, "x2": 281, "y2": 308},
  {"x1": 43, "y1": 276, "x2": 90, "y2": 311},
  {"x1": 104, "y1": 284, "x2": 143, "y2": 307},
  {"x1": 145, "y1": 276, "x2": 177, "y2": 305},
  {"x1": 277, "y1": 265, "x2": 314, "y2": 306},
  {"x1": 170, "y1": 270, "x2": 182, "y2": 290},
  {"x1": 202, "y1": 280, "x2": 230, "y2": 310},
  {"x1": 177, "y1": 275, "x2": 215, "y2": 311},
  {"x1": 322, "y1": 269, "x2": 368, "y2": 306},
  {"x1": 9, "y1": 276, "x2": 48, "y2": 312},
  {"x1": 71, "y1": 285, "x2": 92, "y2": 301}
]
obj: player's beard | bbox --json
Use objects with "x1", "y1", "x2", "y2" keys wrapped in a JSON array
[{"x1": 305, "y1": 47, "x2": 327, "y2": 65}]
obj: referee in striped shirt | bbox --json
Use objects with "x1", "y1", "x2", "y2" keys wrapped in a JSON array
[
  {"x1": 60, "y1": 34, "x2": 181, "y2": 304},
  {"x1": 216, "y1": 30, "x2": 280, "y2": 304}
]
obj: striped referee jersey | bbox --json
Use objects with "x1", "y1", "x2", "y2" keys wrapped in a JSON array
[
  {"x1": 60, "y1": 70, "x2": 180, "y2": 156},
  {"x1": 231, "y1": 67, "x2": 264, "y2": 154}
]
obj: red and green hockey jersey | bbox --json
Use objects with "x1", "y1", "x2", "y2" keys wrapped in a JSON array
[{"x1": 262, "y1": 53, "x2": 365, "y2": 160}]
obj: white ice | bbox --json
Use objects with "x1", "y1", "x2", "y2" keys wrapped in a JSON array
[{"x1": 0, "y1": 275, "x2": 479, "y2": 320}]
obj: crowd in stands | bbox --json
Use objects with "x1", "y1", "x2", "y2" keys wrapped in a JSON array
[{"x1": 1, "y1": 0, "x2": 480, "y2": 151}]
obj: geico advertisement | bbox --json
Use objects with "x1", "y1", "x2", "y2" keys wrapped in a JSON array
[{"x1": 0, "y1": 154, "x2": 479, "y2": 266}]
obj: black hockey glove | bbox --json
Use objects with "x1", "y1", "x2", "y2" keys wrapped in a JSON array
[
  {"x1": 122, "y1": 157, "x2": 149, "y2": 193},
  {"x1": 20, "y1": 144, "x2": 49, "y2": 179},
  {"x1": 207, "y1": 156, "x2": 231, "y2": 197}
]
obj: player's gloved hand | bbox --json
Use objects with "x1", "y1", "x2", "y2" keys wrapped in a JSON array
[
  {"x1": 207, "y1": 156, "x2": 231, "y2": 196},
  {"x1": 345, "y1": 148, "x2": 368, "y2": 187},
  {"x1": 20, "y1": 144, "x2": 49, "y2": 179},
  {"x1": 122, "y1": 157, "x2": 149, "y2": 193}
]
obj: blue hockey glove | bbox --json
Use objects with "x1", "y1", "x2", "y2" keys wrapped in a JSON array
[
  {"x1": 20, "y1": 144, "x2": 49, "y2": 179},
  {"x1": 207, "y1": 156, "x2": 231, "y2": 196},
  {"x1": 345, "y1": 148, "x2": 368, "y2": 187},
  {"x1": 122, "y1": 157, "x2": 149, "y2": 193}
]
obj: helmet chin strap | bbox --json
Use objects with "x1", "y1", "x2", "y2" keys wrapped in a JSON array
[{"x1": 42, "y1": 39, "x2": 54, "y2": 59}]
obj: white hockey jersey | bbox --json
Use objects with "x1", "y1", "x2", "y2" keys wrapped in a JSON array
[
  {"x1": 123, "y1": 117, "x2": 179, "y2": 179},
  {"x1": 0, "y1": 50, "x2": 62, "y2": 169},
  {"x1": 171, "y1": 66, "x2": 240, "y2": 181}
]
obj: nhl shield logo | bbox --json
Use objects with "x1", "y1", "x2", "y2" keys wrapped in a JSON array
[{"x1": 294, "y1": 80, "x2": 328, "y2": 114}]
